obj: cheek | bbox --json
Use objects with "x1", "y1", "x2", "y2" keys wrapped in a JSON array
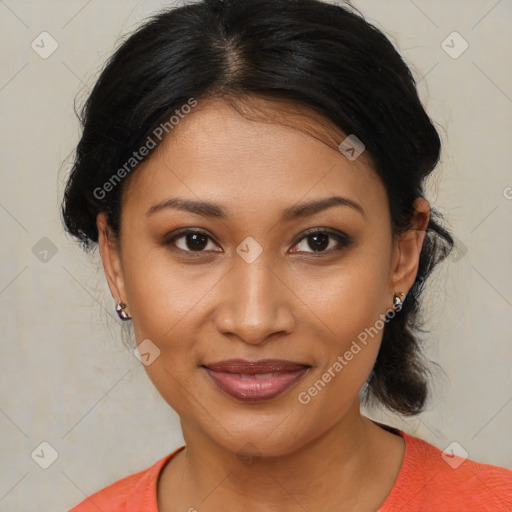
[
  {"x1": 301, "y1": 249, "x2": 390, "y2": 395},
  {"x1": 296, "y1": 292, "x2": 385, "y2": 432},
  {"x1": 121, "y1": 248, "x2": 210, "y2": 413},
  {"x1": 121, "y1": 243, "x2": 216, "y2": 339},
  {"x1": 307, "y1": 246, "x2": 391, "y2": 340}
]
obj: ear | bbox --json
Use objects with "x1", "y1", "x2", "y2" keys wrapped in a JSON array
[
  {"x1": 97, "y1": 213, "x2": 128, "y2": 307},
  {"x1": 389, "y1": 198, "x2": 430, "y2": 305}
]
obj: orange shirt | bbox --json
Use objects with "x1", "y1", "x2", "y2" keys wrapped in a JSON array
[{"x1": 67, "y1": 429, "x2": 512, "y2": 512}]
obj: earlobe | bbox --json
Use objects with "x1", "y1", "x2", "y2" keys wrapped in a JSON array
[{"x1": 96, "y1": 213, "x2": 127, "y2": 308}]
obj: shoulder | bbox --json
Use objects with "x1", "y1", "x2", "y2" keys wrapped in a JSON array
[
  {"x1": 380, "y1": 430, "x2": 512, "y2": 512},
  {"x1": 66, "y1": 446, "x2": 185, "y2": 512},
  {"x1": 66, "y1": 468, "x2": 147, "y2": 511}
]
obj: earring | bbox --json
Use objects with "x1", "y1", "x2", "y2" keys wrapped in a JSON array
[
  {"x1": 116, "y1": 301, "x2": 131, "y2": 320},
  {"x1": 392, "y1": 291, "x2": 406, "y2": 310}
]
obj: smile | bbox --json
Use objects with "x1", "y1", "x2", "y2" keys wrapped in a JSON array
[{"x1": 202, "y1": 359, "x2": 311, "y2": 402}]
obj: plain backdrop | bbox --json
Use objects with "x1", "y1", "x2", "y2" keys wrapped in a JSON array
[{"x1": 0, "y1": 1, "x2": 511, "y2": 510}]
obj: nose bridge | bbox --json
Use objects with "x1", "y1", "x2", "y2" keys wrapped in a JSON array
[
  {"x1": 237, "y1": 254, "x2": 275, "y2": 309},
  {"x1": 215, "y1": 250, "x2": 294, "y2": 343}
]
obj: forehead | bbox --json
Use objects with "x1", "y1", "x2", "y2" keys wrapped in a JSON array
[{"x1": 122, "y1": 96, "x2": 387, "y2": 219}]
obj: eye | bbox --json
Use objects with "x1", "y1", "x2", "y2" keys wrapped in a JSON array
[
  {"x1": 163, "y1": 228, "x2": 352, "y2": 255},
  {"x1": 165, "y1": 229, "x2": 220, "y2": 253},
  {"x1": 290, "y1": 229, "x2": 352, "y2": 254}
]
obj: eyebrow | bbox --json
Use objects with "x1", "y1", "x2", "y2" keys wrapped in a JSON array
[{"x1": 145, "y1": 195, "x2": 365, "y2": 220}]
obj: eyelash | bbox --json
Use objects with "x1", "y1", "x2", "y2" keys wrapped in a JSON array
[{"x1": 163, "y1": 228, "x2": 353, "y2": 256}]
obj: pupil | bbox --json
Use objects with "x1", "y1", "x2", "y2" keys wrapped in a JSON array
[
  {"x1": 309, "y1": 233, "x2": 328, "y2": 251},
  {"x1": 187, "y1": 233, "x2": 207, "y2": 250}
]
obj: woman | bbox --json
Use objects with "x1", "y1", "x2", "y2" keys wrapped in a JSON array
[{"x1": 62, "y1": 0, "x2": 512, "y2": 510}]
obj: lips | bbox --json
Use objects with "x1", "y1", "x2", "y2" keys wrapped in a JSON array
[
  {"x1": 204, "y1": 359, "x2": 309, "y2": 373},
  {"x1": 202, "y1": 359, "x2": 311, "y2": 402}
]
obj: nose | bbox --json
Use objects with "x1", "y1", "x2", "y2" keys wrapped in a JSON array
[{"x1": 213, "y1": 255, "x2": 296, "y2": 346}]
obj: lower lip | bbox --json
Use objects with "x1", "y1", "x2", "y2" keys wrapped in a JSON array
[{"x1": 203, "y1": 367, "x2": 310, "y2": 402}]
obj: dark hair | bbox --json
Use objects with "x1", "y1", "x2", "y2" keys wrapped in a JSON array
[{"x1": 60, "y1": 0, "x2": 454, "y2": 416}]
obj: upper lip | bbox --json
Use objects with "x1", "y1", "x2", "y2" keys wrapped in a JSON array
[{"x1": 202, "y1": 359, "x2": 311, "y2": 374}]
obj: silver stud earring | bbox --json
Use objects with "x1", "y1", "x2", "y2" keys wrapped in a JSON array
[
  {"x1": 116, "y1": 301, "x2": 131, "y2": 320},
  {"x1": 392, "y1": 291, "x2": 406, "y2": 310}
]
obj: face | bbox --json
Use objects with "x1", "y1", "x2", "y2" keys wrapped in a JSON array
[{"x1": 97, "y1": 96, "x2": 428, "y2": 457}]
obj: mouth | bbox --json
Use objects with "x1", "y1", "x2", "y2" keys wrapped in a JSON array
[{"x1": 201, "y1": 359, "x2": 312, "y2": 402}]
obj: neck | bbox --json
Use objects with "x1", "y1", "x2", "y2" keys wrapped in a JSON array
[{"x1": 160, "y1": 404, "x2": 404, "y2": 511}]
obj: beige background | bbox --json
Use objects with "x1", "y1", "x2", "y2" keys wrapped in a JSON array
[{"x1": 0, "y1": 0, "x2": 511, "y2": 510}]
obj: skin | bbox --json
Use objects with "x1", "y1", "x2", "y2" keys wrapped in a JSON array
[{"x1": 97, "y1": 96, "x2": 430, "y2": 511}]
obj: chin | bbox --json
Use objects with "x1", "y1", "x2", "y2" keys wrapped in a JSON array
[{"x1": 200, "y1": 413, "x2": 312, "y2": 460}]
